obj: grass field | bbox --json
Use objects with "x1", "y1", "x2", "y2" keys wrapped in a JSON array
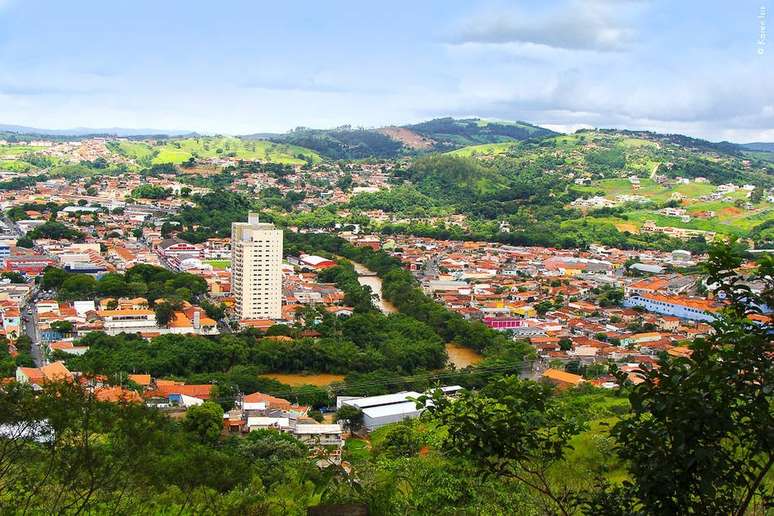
[
  {"x1": 203, "y1": 259, "x2": 230, "y2": 270},
  {"x1": 447, "y1": 142, "x2": 519, "y2": 157},
  {"x1": 0, "y1": 160, "x2": 32, "y2": 171},
  {"x1": 105, "y1": 137, "x2": 323, "y2": 166},
  {"x1": 0, "y1": 145, "x2": 44, "y2": 157},
  {"x1": 147, "y1": 137, "x2": 322, "y2": 165},
  {"x1": 574, "y1": 177, "x2": 720, "y2": 203},
  {"x1": 113, "y1": 141, "x2": 158, "y2": 161}
]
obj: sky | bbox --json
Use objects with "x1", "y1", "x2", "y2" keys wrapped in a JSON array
[{"x1": 0, "y1": 0, "x2": 772, "y2": 142}]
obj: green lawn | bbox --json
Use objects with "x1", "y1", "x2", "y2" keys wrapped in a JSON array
[
  {"x1": 203, "y1": 259, "x2": 231, "y2": 270},
  {"x1": 342, "y1": 438, "x2": 371, "y2": 462}
]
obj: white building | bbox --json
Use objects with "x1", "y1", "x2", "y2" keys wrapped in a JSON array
[
  {"x1": 339, "y1": 391, "x2": 426, "y2": 432},
  {"x1": 231, "y1": 213, "x2": 283, "y2": 320}
]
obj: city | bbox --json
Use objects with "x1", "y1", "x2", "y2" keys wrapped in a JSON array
[{"x1": 0, "y1": 1, "x2": 772, "y2": 515}]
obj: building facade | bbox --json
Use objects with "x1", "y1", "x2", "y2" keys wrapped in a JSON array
[{"x1": 231, "y1": 213, "x2": 283, "y2": 320}]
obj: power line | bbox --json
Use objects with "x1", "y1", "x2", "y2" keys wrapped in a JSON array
[{"x1": 202, "y1": 361, "x2": 535, "y2": 402}]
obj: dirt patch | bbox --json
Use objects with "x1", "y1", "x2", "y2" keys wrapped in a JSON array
[
  {"x1": 719, "y1": 206, "x2": 743, "y2": 217},
  {"x1": 377, "y1": 127, "x2": 435, "y2": 150},
  {"x1": 615, "y1": 222, "x2": 639, "y2": 234},
  {"x1": 178, "y1": 165, "x2": 220, "y2": 176}
]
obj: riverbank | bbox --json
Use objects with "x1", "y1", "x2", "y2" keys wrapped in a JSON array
[
  {"x1": 349, "y1": 261, "x2": 398, "y2": 314},
  {"x1": 262, "y1": 372, "x2": 346, "y2": 387}
]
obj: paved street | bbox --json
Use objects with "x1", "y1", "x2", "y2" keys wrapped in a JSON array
[{"x1": 22, "y1": 299, "x2": 45, "y2": 367}]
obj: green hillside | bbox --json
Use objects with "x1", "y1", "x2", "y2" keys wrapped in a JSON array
[
  {"x1": 406, "y1": 117, "x2": 557, "y2": 151},
  {"x1": 262, "y1": 127, "x2": 403, "y2": 160},
  {"x1": 357, "y1": 129, "x2": 774, "y2": 248},
  {"x1": 446, "y1": 141, "x2": 520, "y2": 157},
  {"x1": 259, "y1": 117, "x2": 558, "y2": 159},
  {"x1": 109, "y1": 137, "x2": 322, "y2": 165}
]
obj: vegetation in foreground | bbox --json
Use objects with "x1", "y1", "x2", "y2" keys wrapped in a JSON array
[{"x1": 0, "y1": 243, "x2": 771, "y2": 514}]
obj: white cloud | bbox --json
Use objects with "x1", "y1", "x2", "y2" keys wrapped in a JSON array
[{"x1": 451, "y1": 1, "x2": 643, "y2": 52}]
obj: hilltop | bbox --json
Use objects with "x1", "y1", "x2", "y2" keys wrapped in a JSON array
[{"x1": 246, "y1": 117, "x2": 557, "y2": 159}]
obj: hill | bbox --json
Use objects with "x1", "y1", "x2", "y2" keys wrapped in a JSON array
[
  {"x1": 354, "y1": 128, "x2": 774, "y2": 247},
  {"x1": 740, "y1": 142, "x2": 774, "y2": 152},
  {"x1": 254, "y1": 126, "x2": 405, "y2": 160},
  {"x1": 107, "y1": 136, "x2": 322, "y2": 166},
  {"x1": 405, "y1": 117, "x2": 557, "y2": 151},
  {"x1": 251, "y1": 117, "x2": 557, "y2": 159}
]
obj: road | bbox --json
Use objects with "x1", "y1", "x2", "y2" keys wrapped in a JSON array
[{"x1": 21, "y1": 301, "x2": 45, "y2": 367}]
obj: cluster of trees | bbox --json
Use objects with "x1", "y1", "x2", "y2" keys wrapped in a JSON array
[
  {"x1": 406, "y1": 117, "x2": 555, "y2": 149},
  {"x1": 316, "y1": 260, "x2": 377, "y2": 313},
  {"x1": 0, "y1": 381, "x2": 332, "y2": 514},
  {"x1": 348, "y1": 184, "x2": 437, "y2": 213},
  {"x1": 258, "y1": 187, "x2": 306, "y2": 211},
  {"x1": 270, "y1": 127, "x2": 404, "y2": 159},
  {"x1": 65, "y1": 310, "x2": 447, "y2": 380},
  {"x1": 130, "y1": 184, "x2": 170, "y2": 199},
  {"x1": 26, "y1": 221, "x2": 84, "y2": 241},
  {"x1": 0, "y1": 335, "x2": 34, "y2": 376},
  {"x1": 40, "y1": 264, "x2": 207, "y2": 303},
  {"x1": 174, "y1": 190, "x2": 254, "y2": 243},
  {"x1": 0, "y1": 174, "x2": 45, "y2": 190}
]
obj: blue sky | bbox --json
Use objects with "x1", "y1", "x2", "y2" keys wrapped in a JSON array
[{"x1": 0, "y1": 0, "x2": 771, "y2": 141}]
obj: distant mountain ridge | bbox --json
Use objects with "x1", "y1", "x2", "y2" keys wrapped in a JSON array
[
  {"x1": 0, "y1": 123, "x2": 194, "y2": 138},
  {"x1": 741, "y1": 142, "x2": 774, "y2": 153}
]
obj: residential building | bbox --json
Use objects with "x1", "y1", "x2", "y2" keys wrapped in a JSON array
[{"x1": 231, "y1": 213, "x2": 283, "y2": 320}]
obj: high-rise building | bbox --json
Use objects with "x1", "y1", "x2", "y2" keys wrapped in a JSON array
[{"x1": 231, "y1": 213, "x2": 283, "y2": 320}]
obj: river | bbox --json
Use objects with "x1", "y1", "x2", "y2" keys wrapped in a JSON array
[
  {"x1": 262, "y1": 373, "x2": 346, "y2": 387},
  {"x1": 349, "y1": 261, "x2": 398, "y2": 314},
  {"x1": 445, "y1": 343, "x2": 484, "y2": 368},
  {"x1": 262, "y1": 262, "x2": 481, "y2": 387},
  {"x1": 351, "y1": 261, "x2": 483, "y2": 367}
]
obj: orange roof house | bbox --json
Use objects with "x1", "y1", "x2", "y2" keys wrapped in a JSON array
[
  {"x1": 242, "y1": 391, "x2": 308, "y2": 414},
  {"x1": 127, "y1": 374, "x2": 152, "y2": 386},
  {"x1": 16, "y1": 362, "x2": 73, "y2": 387},
  {"x1": 541, "y1": 368, "x2": 584, "y2": 390},
  {"x1": 95, "y1": 386, "x2": 143, "y2": 403}
]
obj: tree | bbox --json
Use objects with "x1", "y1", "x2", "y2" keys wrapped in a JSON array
[
  {"x1": 50, "y1": 321, "x2": 74, "y2": 334},
  {"x1": 16, "y1": 236, "x2": 34, "y2": 248},
  {"x1": 335, "y1": 404, "x2": 364, "y2": 433},
  {"x1": 201, "y1": 299, "x2": 225, "y2": 321},
  {"x1": 265, "y1": 324, "x2": 293, "y2": 337},
  {"x1": 422, "y1": 378, "x2": 583, "y2": 515},
  {"x1": 586, "y1": 242, "x2": 774, "y2": 515},
  {"x1": 750, "y1": 187, "x2": 763, "y2": 204},
  {"x1": 535, "y1": 300, "x2": 553, "y2": 316},
  {"x1": 0, "y1": 271, "x2": 26, "y2": 283},
  {"x1": 154, "y1": 302, "x2": 176, "y2": 327},
  {"x1": 377, "y1": 423, "x2": 421, "y2": 458},
  {"x1": 183, "y1": 401, "x2": 223, "y2": 444}
]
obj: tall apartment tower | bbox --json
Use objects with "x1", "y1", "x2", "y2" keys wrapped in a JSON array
[{"x1": 231, "y1": 213, "x2": 283, "y2": 320}]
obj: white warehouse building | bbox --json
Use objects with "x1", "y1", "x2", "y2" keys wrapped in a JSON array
[{"x1": 339, "y1": 386, "x2": 462, "y2": 432}]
